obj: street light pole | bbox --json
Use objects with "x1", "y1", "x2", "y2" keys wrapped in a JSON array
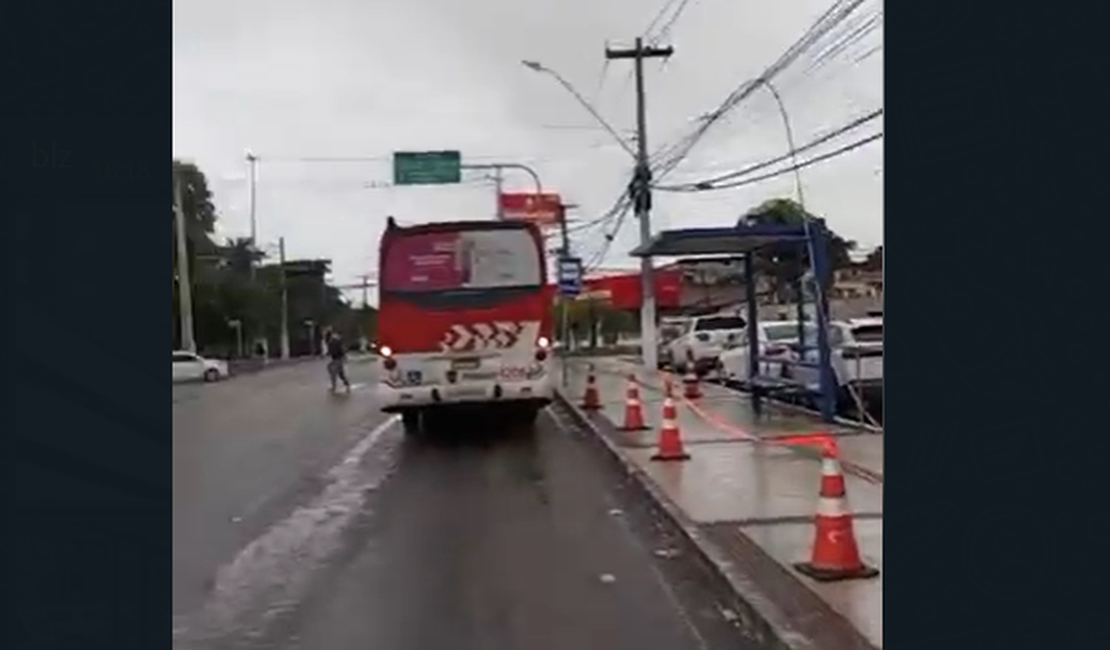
[
  {"x1": 173, "y1": 178, "x2": 197, "y2": 353},
  {"x1": 247, "y1": 152, "x2": 259, "y2": 282},
  {"x1": 463, "y1": 162, "x2": 543, "y2": 223},
  {"x1": 605, "y1": 37, "x2": 673, "y2": 371},
  {"x1": 756, "y1": 78, "x2": 806, "y2": 210},
  {"x1": 279, "y1": 236, "x2": 290, "y2": 360},
  {"x1": 521, "y1": 60, "x2": 637, "y2": 160},
  {"x1": 246, "y1": 152, "x2": 258, "y2": 244}
]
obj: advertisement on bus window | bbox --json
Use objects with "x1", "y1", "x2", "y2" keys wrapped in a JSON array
[{"x1": 382, "y1": 228, "x2": 541, "y2": 292}]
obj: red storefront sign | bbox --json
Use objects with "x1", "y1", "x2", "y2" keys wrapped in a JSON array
[
  {"x1": 571, "y1": 270, "x2": 682, "y2": 310},
  {"x1": 499, "y1": 193, "x2": 563, "y2": 226}
]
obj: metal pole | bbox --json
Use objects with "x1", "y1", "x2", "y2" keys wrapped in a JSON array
[
  {"x1": 494, "y1": 167, "x2": 505, "y2": 220},
  {"x1": 232, "y1": 322, "x2": 243, "y2": 358},
  {"x1": 247, "y1": 153, "x2": 258, "y2": 244},
  {"x1": 521, "y1": 60, "x2": 638, "y2": 160},
  {"x1": 174, "y1": 178, "x2": 197, "y2": 353},
  {"x1": 279, "y1": 236, "x2": 290, "y2": 360},
  {"x1": 759, "y1": 76, "x2": 834, "y2": 418},
  {"x1": 758, "y1": 79, "x2": 807, "y2": 210},
  {"x1": 462, "y1": 162, "x2": 542, "y2": 196},
  {"x1": 558, "y1": 202, "x2": 573, "y2": 256}
]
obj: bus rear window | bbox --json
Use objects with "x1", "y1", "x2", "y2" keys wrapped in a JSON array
[{"x1": 382, "y1": 228, "x2": 541, "y2": 292}]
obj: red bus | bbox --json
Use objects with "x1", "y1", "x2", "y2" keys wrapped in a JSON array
[{"x1": 375, "y1": 217, "x2": 555, "y2": 433}]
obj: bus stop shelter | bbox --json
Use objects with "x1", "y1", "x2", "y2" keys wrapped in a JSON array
[{"x1": 629, "y1": 221, "x2": 840, "y2": 422}]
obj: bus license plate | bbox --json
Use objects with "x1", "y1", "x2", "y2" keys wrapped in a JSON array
[{"x1": 451, "y1": 357, "x2": 480, "y2": 370}]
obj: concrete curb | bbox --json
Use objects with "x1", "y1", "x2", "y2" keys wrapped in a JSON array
[{"x1": 553, "y1": 386, "x2": 871, "y2": 650}]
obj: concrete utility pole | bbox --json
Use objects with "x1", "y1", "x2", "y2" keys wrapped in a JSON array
[
  {"x1": 173, "y1": 178, "x2": 196, "y2": 353},
  {"x1": 279, "y1": 236, "x2": 290, "y2": 360},
  {"x1": 247, "y1": 152, "x2": 259, "y2": 281},
  {"x1": 605, "y1": 37, "x2": 672, "y2": 370},
  {"x1": 355, "y1": 273, "x2": 373, "y2": 308}
]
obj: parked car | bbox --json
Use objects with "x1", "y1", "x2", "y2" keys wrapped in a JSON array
[
  {"x1": 667, "y1": 313, "x2": 747, "y2": 375},
  {"x1": 790, "y1": 317, "x2": 883, "y2": 408},
  {"x1": 657, "y1": 317, "x2": 692, "y2": 368},
  {"x1": 717, "y1": 320, "x2": 805, "y2": 384},
  {"x1": 173, "y1": 350, "x2": 229, "y2": 383}
]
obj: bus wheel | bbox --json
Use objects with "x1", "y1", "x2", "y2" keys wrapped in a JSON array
[{"x1": 401, "y1": 411, "x2": 421, "y2": 435}]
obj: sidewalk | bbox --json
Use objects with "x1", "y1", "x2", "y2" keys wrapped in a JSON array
[{"x1": 558, "y1": 357, "x2": 883, "y2": 650}]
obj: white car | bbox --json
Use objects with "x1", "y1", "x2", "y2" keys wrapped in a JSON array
[
  {"x1": 172, "y1": 350, "x2": 229, "y2": 383},
  {"x1": 657, "y1": 317, "x2": 692, "y2": 368},
  {"x1": 667, "y1": 313, "x2": 747, "y2": 375},
  {"x1": 718, "y1": 320, "x2": 806, "y2": 384},
  {"x1": 791, "y1": 317, "x2": 883, "y2": 407}
]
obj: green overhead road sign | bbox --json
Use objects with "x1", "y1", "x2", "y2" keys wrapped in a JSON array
[{"x1": 393, "y1": 150, "x2": 462, "y2": 185}]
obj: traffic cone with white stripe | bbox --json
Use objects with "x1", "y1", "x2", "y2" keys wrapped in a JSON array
[
  {"x1": 793, "y1": 446, "x2": 879, "y2": 581},
  {"x1": 682, "y1": 348, "x2": 703, "y2": 399},
  {"x1": 581, "y1": 366, "x2": 602, "y2": 411},
  {"x1": 651, "y1": 381, "x2": 690, "y2": 461},
  {"x1": 618, "y1": 374, "x2": 650, "y2": 431}
]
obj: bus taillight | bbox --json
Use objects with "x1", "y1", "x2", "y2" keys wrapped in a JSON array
[
  {"x1": 380, "y1": 345, "x2": 397, "y2": 370},
  {"x1": 535, "y1": 336, "x2": 550, "y2": 361}
]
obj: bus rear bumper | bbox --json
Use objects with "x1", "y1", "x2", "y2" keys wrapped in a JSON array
[{"x1": 377, "y1": 376, "x2": 554, "y2": 413}]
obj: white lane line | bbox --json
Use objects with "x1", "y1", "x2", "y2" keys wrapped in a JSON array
[{"x1": 173, "y1": 415, "x2": 401, "y2": 646}]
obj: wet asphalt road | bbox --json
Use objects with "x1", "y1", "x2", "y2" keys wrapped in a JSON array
[{"x1": 174, "y1": 360, "x2": 752, "y2": 650}]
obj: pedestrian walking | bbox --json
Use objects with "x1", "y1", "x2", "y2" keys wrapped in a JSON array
[{"x1": 326, "y1": 331, "x2": 351, "y2": 393}]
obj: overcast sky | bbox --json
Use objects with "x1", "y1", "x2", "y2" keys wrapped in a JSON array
[{"x1": 173, "y1": 0, "x2": 883, "y2": 298}]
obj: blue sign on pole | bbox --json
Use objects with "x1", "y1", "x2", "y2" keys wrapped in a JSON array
[{"x1": 557, "y1": 256, "x2": 582, "y2": 296}]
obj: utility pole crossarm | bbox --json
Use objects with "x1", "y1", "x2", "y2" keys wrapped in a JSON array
[{"x1": 604, "y1": 44, "x2": 674, "y2": 59}]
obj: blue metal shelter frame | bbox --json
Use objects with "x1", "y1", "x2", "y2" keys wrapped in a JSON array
[{"x1": 629, "y1": 221, "x2": 839, "y2": 422}]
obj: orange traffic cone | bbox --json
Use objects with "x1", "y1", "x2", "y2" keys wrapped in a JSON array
[
  {"x1": 619, "y1": 374, "x2": 650, "y2": 431},
  {"x1": 581, "y1": 367, "x2": 602, "y2": 411},
  {"x1": 650, "y1": 393, "x2": 690, "y2": 461},
  {"x1": 793, "y1": 446, "x2": 879, "y2": 582},
  {"x1": 682, "y1": 349, "x2": 702, "y2": 399}
]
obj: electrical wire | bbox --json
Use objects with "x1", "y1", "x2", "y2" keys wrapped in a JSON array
[
  {"x1": 649, "y1": 0, "x2": 870, "y2": 178},
  {"x1": 802, "y1": 10, "x2": 883, "y2": 78},
  {"x1": 656, "y1": 107, "x2": 883, "y2": 190},
  {"x1": 651, "y1": 0, "x2": 697, "y2": 45},
  {"x1": 855, "y1": 44, "x2": 882, "y2": 62},
  {"x1": 674, "y1": 131, "x2": 883, "y2": 192}
]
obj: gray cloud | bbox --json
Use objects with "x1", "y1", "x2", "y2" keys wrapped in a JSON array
[{"x1": 174, "y1": 0, "x2": 882, "y2": 289}]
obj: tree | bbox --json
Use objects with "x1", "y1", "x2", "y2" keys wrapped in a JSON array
[
  {"x1": 739, "y1": 198, "x2": 856, "y2": 301},
  {"x1": 863, "y1": 246, "x2": 882, "y2": 272},
  {"x1": 172, "y1": 159, "x2": 217, "y2": 235},
  {"x1": 222, "y1": 237, "x2": 264, "y2": 277}
]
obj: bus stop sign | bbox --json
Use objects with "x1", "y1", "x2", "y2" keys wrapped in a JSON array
[{"x1": 557, "y1": 256, "x2": 582, "y2": 296}]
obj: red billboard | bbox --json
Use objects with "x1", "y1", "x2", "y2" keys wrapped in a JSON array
[
  {"x1": 572, "y1": 269, "x2": 682, "y2": 310},
  {"x1": 499, "y1": 193, "x2": 563, "y2": 226}
]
